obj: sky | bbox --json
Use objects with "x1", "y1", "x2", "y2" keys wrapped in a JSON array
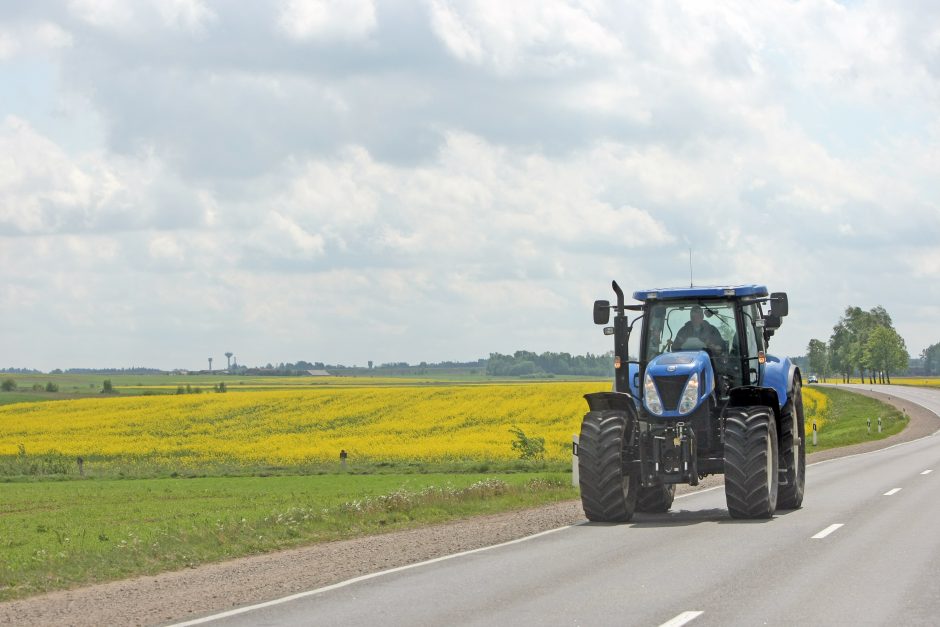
[{"x1": 1, "y1": 0, "x2": 938, "y2": 371}]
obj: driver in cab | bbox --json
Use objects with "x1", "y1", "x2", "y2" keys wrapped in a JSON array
[{"x1": 673, "y1": 305, "x2": 725, "y2": 354}]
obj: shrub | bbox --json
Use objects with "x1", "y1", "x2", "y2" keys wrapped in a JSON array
[
  {"x1": 0, "y1": 378, "x2": 15, "y2": 392},
  {"x1": 102, "y1": 379, "x2": 113, "y2": 393},
  {"x1": 45, "y1": 382, "x2": 59, "y2": 393},
  {"x1": 509, "y1": 425, "x2": 545, "y2": 461}
]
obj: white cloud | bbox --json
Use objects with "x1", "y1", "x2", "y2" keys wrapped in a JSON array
[
  {"x1": 278, "y1": 0, "x2": 377, "y2": 41},
  {"x1": 68, "y1": 0, "x2": 216, "y2": 35},
  {"x1": 429, "y1": 0, "x2": 622, "y2": 73},
  {"x1": 0, "y1": 116, "x2": 208, "y2": 235},
  {"x1": 0, "y1": 21, "x2": 72, "y2": 60}
]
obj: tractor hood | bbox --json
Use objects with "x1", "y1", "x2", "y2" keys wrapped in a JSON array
[{"x1": 642, "y1": 351, "x2": 715, "y2": 417}]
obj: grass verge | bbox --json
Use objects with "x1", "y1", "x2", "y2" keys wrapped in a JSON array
[
  {"x1": 0, "y1": 472, "x2": 575, "y2": 602},
  {"x1": 805, "y1": 386, "x2": 907, "y2": 451}
]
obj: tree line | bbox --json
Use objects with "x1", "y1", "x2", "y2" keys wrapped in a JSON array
[
  {"x1": 805, "y1": 305, "x2": 911, "y2": 383},
  {"x1": 486, "y1": 351, "x2": 612, "y2": 377}
]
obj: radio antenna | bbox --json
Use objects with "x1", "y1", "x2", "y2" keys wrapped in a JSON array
[{"x1": 689, "y1": 248, "x2": 693, "y2": 287}]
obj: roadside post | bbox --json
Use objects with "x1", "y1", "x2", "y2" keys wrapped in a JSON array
[
  {"x1": 572, "y1": 435, "x2": 579, "y2": 488},
  {"x1": 812, "y1": 421, "x2": 817, "y2": 447},
  {"x1": 867, "y1": 418, "x2": 871, "y2": 435},
  {"x1": 878, "y1": 417, "x2": 883, "y2": 434}
]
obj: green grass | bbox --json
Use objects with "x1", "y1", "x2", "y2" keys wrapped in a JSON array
[
  {"x1": 807, "y1": 387, "x2": 907, "y2": 451},
  {"x1": 0, "y1": 472, "x2": 576, "y2": 601}
]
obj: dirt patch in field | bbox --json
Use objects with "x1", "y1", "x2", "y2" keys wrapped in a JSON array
[{"x1": 1, "y1": 388, "x2": 937, "y2": 627}]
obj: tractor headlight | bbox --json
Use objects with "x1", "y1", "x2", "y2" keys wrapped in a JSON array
[
  {"x1": 677, "y1": 372, "x2": 700, "y2": 415},
  {"x1": 644, "y1": 372, "x2": 663, "y2": 416}
]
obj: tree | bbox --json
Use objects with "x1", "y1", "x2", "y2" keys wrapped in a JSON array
[
  {"x1": 829, "y1": 305, "x2": 898, "y2": 383},
  {"x1": 865, "y1": 327, "x2": 909, "y2": 384},
  {"x1": 102, "y1": 379, "x2": 113, "y2": 393},
  {"x1": 45, "y1": 381, "x2": 59, "y2": 392},
  {"x1": 806, "y1": 339, "x2": 830, "y2": 379},
  {"x1": 922, "y1": 342, "x2": 940, "y2": 376},
  {"x1": 0, "y1": 378, "x2": 15, "y2": 392}
]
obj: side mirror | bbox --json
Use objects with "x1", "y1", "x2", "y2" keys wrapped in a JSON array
[
  {"x1": 594, "y1": 300, "x2": 610, "y2": 325},
  {"x1": 770, "y1": 292, "x2": 788, "y2": 317}
]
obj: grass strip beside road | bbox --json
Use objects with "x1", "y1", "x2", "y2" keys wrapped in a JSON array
[
  {"x1": 0, "y1": 472, "x2": 575, "y2": 602},
  {"x1": 805, "y1": 386, "x2": 907, "y2": 451}
]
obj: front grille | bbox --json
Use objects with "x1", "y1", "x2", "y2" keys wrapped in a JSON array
[{"x1": 654, "y1": 375, "x2": 689, "y2": 411}]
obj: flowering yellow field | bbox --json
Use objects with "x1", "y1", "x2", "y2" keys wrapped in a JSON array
[
  {"x1": 802, "y1": 387, "x2": 829, "y2": 430},
  {"x1": 1, "y1": 382, "x2": 827, "y2": 467},
  {"x1": 0, "y1": 383, "x2": 610, "y2": 465}
]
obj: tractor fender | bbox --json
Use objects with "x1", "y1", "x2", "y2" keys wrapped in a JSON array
[
  {"x1": 726, "y1": 385, "x2": 782, "y2": 423},
  {"x1": 585, "y1": 391, "x2": 639, "y2": 413},
  {"x1": 761, "y1": 354, "x2": 794, "y2": 411}
]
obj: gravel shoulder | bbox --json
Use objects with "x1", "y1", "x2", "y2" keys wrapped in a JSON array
[{"x1": 3, "y1": 387, "x2": 937, "y2": 627}]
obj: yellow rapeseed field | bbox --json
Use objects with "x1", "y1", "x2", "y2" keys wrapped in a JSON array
[
  {"x1": 0, "y1": 382, "x2": 825, "y2": 466},
  {"x1": 802, "y1": 387, "x2": 829, "y2": 430},
  {"x1": 0, "y1": 383, "x2": 610, "y2": 465}
]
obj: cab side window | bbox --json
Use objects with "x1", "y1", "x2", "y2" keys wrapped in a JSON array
[{"x1": 743, "y1": 304, "x2": 760, "y2": 384}]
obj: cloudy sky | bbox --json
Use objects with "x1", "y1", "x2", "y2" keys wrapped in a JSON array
[{"x1": 1, "y1": 0, "x2": 938, "y2": 371}]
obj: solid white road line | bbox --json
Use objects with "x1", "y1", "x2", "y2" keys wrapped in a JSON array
[
  {"x1": 922, "y1": 469, "x2": 933, "y2": 475},
  {"x1": 812, "y1": 523, "x2": 844, "y2": 539},
  {"x1": 167, "y1": 524, "x2": 576, "y2": 626},
  {"x1": 659, "y1": 610, "x2": 704, "y2": 627},
  {"x1": 884, "y1": 488, "x2": 903, "y2": 496}
]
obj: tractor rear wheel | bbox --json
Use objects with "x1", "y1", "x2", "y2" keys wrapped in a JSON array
[
  {"x1": 723, "y1": 405, "x2": 779, "y2": 519},
  {"x1": 578, "y1": 409, "x2": 638, "y2": 522},
  {"x1": 778, "y1": 381, "x2": 806, "y2": 509},
  {"x1": 637, "y1": 482, "x2": 675, "y2": 513}
]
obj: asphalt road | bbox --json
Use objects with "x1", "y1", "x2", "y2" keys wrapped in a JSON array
[{"x1": 177, "y1": 385, "x2": 940, "y2": 627}]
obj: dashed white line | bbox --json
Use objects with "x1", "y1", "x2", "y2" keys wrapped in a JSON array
[
  {"x1": 922, "y1": 469, "x2": 933, "y2": 475},
  {"x1": 659, "y1": 610, "x2": 704, "y2": 627},
  {"x1": 812, "y1": 523, "x2": 844, "y2": 539},
  {"x1": 884, "y1": 488, "x2": 902, "y2": 496}
]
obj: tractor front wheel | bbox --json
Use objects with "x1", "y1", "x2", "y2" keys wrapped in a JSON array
[
  {"x1": 723, "y1": 405, "x2": 779, "y2": 519},
  {"x1": 578, "y1": 409, "x2": 638, "y2": 522}
]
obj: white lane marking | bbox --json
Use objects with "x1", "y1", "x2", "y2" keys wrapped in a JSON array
[
  {"x1": 922, "y1": 469, "x2": 933, "y2": 475},
  {"x1": 884, "y1": 488, "x2": 902, "y2": 496},
  {"x1": 167, "y1": 524, "x2": 576, "y2": 626},
  {"x1": 659, "y1": 610, "x2": 704, "y2": 627},
  {"x1": 812, "y1": 523, "x2": 844, "y2": 539}
]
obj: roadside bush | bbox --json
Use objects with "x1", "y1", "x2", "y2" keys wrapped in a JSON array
[
  {"x1": 509, "y1": 425, "x2": 546, "y2": 461},
  {"x1": 0, "y1": 378, "x2": 15, "y2": 391}
]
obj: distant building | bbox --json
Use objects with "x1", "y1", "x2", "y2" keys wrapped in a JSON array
[{"x1": 307, "y1": 370, "x2": 332, "y2": 376}]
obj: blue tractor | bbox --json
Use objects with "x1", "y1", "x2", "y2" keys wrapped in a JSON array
[{"x1": 578, "y1": 282, "x2": 804, "y2": 521}]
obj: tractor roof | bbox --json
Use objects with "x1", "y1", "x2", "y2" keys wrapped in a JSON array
[{"x1": 632, "y1": 285, "x2": 768, "y2": 302}]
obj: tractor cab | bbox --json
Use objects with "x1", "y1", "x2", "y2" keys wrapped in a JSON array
[{"x1": 639, "y1": 288, "x2": 779, "y2": 397}]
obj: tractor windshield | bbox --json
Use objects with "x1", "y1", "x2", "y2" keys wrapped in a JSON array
[{"x1": 644, "y1": 300, "x2": 738, "y2": 361}]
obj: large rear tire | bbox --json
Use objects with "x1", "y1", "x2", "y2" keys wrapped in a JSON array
[
  {"x1": 778, "y1": 381, "x2": 806, "y2": 509},
  {"x1": 578, "y1": 409, "x2": 638, "y2": 522},
  {"x1": 637, "y1": 482, "x2": 675, "y2": 513},
  {"x1": 724, "y1": 405, "x2": 779, "y2": 519}
]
